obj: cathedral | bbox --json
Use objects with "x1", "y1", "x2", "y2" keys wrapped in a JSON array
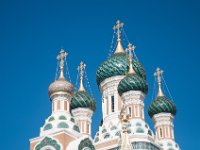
[{"x1": 29, "y1": 20, "x2": 180, "y2": 150}]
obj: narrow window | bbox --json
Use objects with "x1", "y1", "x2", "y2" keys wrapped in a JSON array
[
  {"x1": 129, "y1": 107, "x2": 132, "y2": 117},
  {"x1": 160, "y1": 128, "x2": 163, "y2": 138},
  {"x1": 111, "y1": 96, "x2": 114, "y2": 112}
]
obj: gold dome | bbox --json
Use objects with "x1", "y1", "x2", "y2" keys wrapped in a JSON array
[
  {"x1": 48, "y1": 49, "x2": 74, "y2": 100},
  {"x1": 48, "y1": 78, "x2": 74, "y2": 100}
]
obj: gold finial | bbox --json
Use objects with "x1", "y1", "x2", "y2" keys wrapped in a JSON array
[
  {"x1": 126, "y1": 43, "x2": 136, "y2": 74},
  {"x1": 154, "y1": 67, "x2": 164, "y2": 96},
  {"x1": 78, "y1": 61, "x2": 86, "y2": 92},
  {"x1": 57, "y1": 49, "x2": 67, "y2": 80},
  {"x1": 113, "y1": 20, "x2": 125, "y2": 53}
]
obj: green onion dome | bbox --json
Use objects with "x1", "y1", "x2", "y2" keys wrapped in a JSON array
[
  {"x1": 70, "y1": 91, "x2": 96, "y2": 111},
  {"x1": 118, "y1": 73, "x2": 148, "y2": 96},
  {"x1": 96, "y1": 52, "x2": 146, "y2": 86},
  {"x1": 148, "y1": 96, "x2": 176, "y2": 118}
]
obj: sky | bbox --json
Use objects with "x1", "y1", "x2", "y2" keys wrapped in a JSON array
[{"x1": 0, "y1": 0, "x2": 199, "y2": 149}]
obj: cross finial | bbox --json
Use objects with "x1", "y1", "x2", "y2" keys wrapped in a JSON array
[
  {"x1": 113, "y1": 20, "x2": 124, "y2": 41},
  {"x1": 154, "y1": 67, "x2": 164, "y2": 96},
  {"x1": 78, "y1": 61, "x2": 86, "y2": 91},
  {"x1": 56, "y1": 49, "x2": 68, "y2": 79},
  {"x1": 126, "y1": 43, "x2": 136, "y2": 74}
]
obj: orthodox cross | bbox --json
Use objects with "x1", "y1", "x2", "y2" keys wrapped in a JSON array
[
  {"x1": 78, "y1": 61, "x2": 86, "y2": 80},
  {"x1": 126, "y1": 43, "x2": 136, "y2": 74},
  {"x1": 126, "y1": 43, "x2": 136, "y2": 61},
  {"x1": 154, "y1": 67, "x2": 164, "y2": 96},
  {"x1": 113, "y1": 20, "x2": 124, "y2": 41},
  {"x1": 154, "y1": 67, "x2": 164, "y2": 84},
  {"x1": 78, "y1": 61, "x2": 86, "y2": 91},
  {"x1": 56, "y1": 49, "x2": 67, "y2": 79},
  {"x1": 57, "y1": 49, "x2": 67, "y2": 70}
]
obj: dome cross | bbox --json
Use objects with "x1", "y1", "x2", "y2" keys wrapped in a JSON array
[
  {"x1": 113, "y1": 20, "x2": 124, "y2": 41},
  {"x1": 56, "y1": 49, "x2": 68, "y2": 79},
  {"x1": 78, "y1": 61, "x2": 86, "y2": 91},
  {"x1": 154, "y1": 67, "x2": 164, "y2": 96},
  {"x1": 126, "y1": 43, "x2": 136, "y2": 74}
]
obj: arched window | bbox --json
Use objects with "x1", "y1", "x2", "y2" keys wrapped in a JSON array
[
  {"x1": 71, "y1": 117, "x2": 75, "y2": 123},
  {"x1": 94, "y1": 137, "x2": 99, "y2": 143},
  {"x1": 59, "y1": 115, "x2": 67, "y2": 120},
  {"x1": 111, "y1": 126, "x2": 117, "y2": 130},
  {"x1": 127, "y1": 129, "x2": 131, "y2": 134},
  {"x1": 104, "y1": 134, "x2": 110, "y2": 139},
  {"x1": 57, "y1": 122, "x2": 68, "y2": 128},
  {"x1": 136, "y1": 128, "x2": 144, "y2": 133},
  {"x1": 115, "y1": 131, "x2": 121, "y2": 137},
  {"x1": 148, "y1": 130, "x2": 152, "y2": 136},
  {"x1": 136, "y1": 122, "x2": 142, "y2": 126},
  {"x1": 73, "y1": 125, "x2": 80, "y2": 132},
  {"x1": 48, "y1": 116, "x2": 55, "y2": 122},
  {"x1": 43, "y1": 124, "x2": 53, "y2": 131},
  {"x1": 102, "y1": 128, "x2": 107, "y2": 133}
]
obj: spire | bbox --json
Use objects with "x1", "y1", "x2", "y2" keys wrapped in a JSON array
[
  {"x1": 126, "y1": 43, "x2": 136, "y2": 74},
  {"x1": 56, "y1": 49, "x2": 67, "y2": 80},
  {"x1": 119, "y1": 104, "x2": 132, "y2": 150},
  {"x1": 154, "y1": 67, "x2": 164, "y2": 97},
  {"x1": 113, "y1": 20, "x2": 125, "y2": 53},
  {"x1": 78, "y1": 61, "x2": 86, "y2": 92}
]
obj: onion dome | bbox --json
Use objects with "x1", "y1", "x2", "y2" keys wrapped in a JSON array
[
  {"x1": 71, "y1": 91, "x2": 96, "y2": 111},
  {"x1": 70, "y1": 61, "x2": 96, "y2": 111},
  {"x1": 148, "y1": 96, "x2": 176, "y2": 118},
  {"x1": 48, "y1": 49, "x2": 74, "y2": 100},
  {"x1": 96, "y1": 21, "x2": 146, "y2": 87},
  {"x1": 118, "y1": 73, "x2": 148, "y2": 96},
  {"x1": 118, "y1": 44, "x2": 148, "y2": 96},
  {"x1": 148, "y1": 68, "x2": 176, "y2": 118}
]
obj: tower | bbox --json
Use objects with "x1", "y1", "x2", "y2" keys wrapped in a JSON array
[
  {"x1": 29, "y1": 50, "x2": 96, "y2": 150},
  {"x1": 94, "y1": 20, "x2": 159, "y2": 150},
  {"x1": 148, "y1": 68, "x2": 180, "y2": 150},
  {"x1": 71, "y1": 61, "x2": 96, "y2": 136}
]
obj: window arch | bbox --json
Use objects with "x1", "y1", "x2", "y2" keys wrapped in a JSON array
[
  {"x1": 136, "y1": 122, "x2": 142, "y2": 126},
  {"x1": 102, "y1": 128, "x2": 107, "y2": 133},
  {"x1": 73, "y1": 125, "x2": 80, "y2": 132},
  {"x1": 43, "y1": 123, "x2": 53, "y2": 131},
  {"x1": 104, "y1": 134, "x2": 110, "y2": 139},
  {"x1": 136, "y1": 128, "x2": 144, "y2": 133},
  {"x1": 59, "y1": 115, "x2": 67, "y2": 120},
  {"x1": 48, "y1": 116, "x2": 55, "y2": 122},
  {"x1": 115, "y1": 131, "x2": 121, "y2": 137},
  {"x1": 111, "y1": 126, "x2": 117, "y2": 130},
  {"x1": 57, "y1": 122, "x2": 68, "y2": 128}
]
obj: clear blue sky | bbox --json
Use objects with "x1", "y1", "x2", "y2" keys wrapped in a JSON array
[{"x1": 0, "y1": 0, "x2": 199, "y2": 149}]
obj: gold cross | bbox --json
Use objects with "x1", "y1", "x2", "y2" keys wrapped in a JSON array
[
  {"x1": 56, "y1": 49, "x2": 67, "y2": 69},
  {"x1": 154, "y1": 67, "x2": 164, "y2": 83},
  {"x1": 113, "y1": 20, "x2": 124, "y2": 41},
  {"x1": 78, "y1": 61, "x2": 86, "y2": 80},
  {"x1": 126, "y1": 43, "x2": 135, "y2": 61}
]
